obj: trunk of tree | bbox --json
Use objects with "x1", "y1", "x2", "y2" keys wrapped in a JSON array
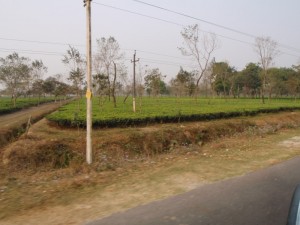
[
  {"x1": 261, "y1": 71, "x2": 267, "y2": 104},
  {"x1": 12, "y1": 95, "x2": 16, "y2": 108},
  {"x1": 123, "y1": 93, "x2": 130, "y2": 104},
  {"x1": 138, "y1": 96, "x2": 142, "y2": 113},
  {"x1": 106, "y1": 66, "x2": 111, "y2": 102},
  {"x1": 112, "y1": 62, "x2": 117, "y2": 108}
]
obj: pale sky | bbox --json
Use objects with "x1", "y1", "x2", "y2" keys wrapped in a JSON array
[{"x1": 1, "y1": 0, "x2": 300, "y2": 83}]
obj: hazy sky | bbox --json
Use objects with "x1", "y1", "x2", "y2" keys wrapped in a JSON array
[{"x1": 1, "y1": 0, "x2": 300, "y2": 82}]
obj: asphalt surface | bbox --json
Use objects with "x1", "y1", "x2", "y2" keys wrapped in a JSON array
[{"x1": 87, "y1": 157, "x2": 300, "y2": 225}]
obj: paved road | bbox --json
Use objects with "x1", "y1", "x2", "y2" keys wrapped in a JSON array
[{"x1": 87, "y1": 157, "x2": 300, "y2": 225}]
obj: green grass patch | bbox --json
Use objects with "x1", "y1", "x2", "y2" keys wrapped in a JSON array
[{"x1": 47, "y1": 97, "x2": 300, "y2": 127}]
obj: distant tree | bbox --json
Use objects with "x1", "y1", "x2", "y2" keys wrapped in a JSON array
[
  {"x1": 170, "y1": 67, "x2": 195, "y2": 97},
  {"x1": 94, "y1": 37, "x2": 124, "y2": 103},
  {"x1": 62, "y1": 46, "x2": 85, "y2": 98},
  {"x1": 54, "y1": 81, "x2": 70, "y2": 100},
  {"x1": 43, "y1": 77, "x2": 58, "y2": 96},
  {"x1": 202, "y1": 59, "x2": 215, "y2": 98},
  {"x1": 31, "y1": 60, "x2": 47, "y2": 80},
  {"x1": 43, "y1": 76, "x2": 70, "y2": 101},
  {"x1": 93, "y1": 73, "x2": 109, "y2": 105},
  {"x1": 31, "y1": 79, "x2": 45, "y2": 104},
  {"x1": 288, "y1": 65, "x2": 300, "y2": 99},
  {"x1": 159, "y1": 80, "x2": 168, "y2": 95},
  {"x1": 112, "y1": 62, "x2": 127, "y2": 107},
  {"x1": 28, "y1": 60, "x2": 47, "y2": 98},
  {"x1": 268, "y1": 67, "x2": 299, "y2": 98},
  {"x1": 68, "y1": 68, "x2": 85, "y2": 97},
  {"x1": 254, "y1": 36, "x2": 279, "y2": 103},
  {"x1": 240, "y1": 63, "x2": 262, "y2": 97},
  {"x1": 0, "y1": 53, "x2": 31, "y2": 107},
  {"x1": 144, "y1": 68, "x2": 165, "y2": 97},
  {"x1": 211, "y1": 61, "x2": 235, "y2": 97},
  {"x1": 179, "y1": 24, "x2": 219, "y2": 93},
  {"x1": 21, "y1": 59, "x2": 48, "y2": 97}
]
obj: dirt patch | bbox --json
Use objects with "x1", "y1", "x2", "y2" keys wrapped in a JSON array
[
  {"x1": 0, "y1": 100, "x2": 71, "y2": 148},
  {"x1": 279, "y1": 136, "x2": 300, "y2": 148},
  {"x1": 1, "y1": 111, "x2": 300, "y2": 224}
]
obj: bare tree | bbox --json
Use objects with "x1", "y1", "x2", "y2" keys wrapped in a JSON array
[
  {"x1": 112, "y1": 62, "x2": 127, "y2": 107},
  {"x1": 94, "y1": 37, "x2": 124, "y2": 102},
  {"x1": 254, "y1": 36, "x2": 279, "y2": 103},
  {"x1": 17, "y1": 59, "x2": 47, "y2": 98},
  {"x1": 202, "y1": 59, "x2": 215, "y2": 98},
  {"x1": 31, "y1": 60, "x2": 47, "y2": 80},
  {"x1": 62, "y1": 46, "x2": 85, "y2": 99},
  {"x1": 179, "y1": 24, "x2": 219, "y2": 93},
  {"x1": 137, "y1": 63, "x2": 147, "y2": 98}
]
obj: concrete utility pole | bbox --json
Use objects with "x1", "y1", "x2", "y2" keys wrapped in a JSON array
[
  {"x1": 84, "y1": 0, "x2": 92, "y2": 164},
  {"x1": 131, "y1": 50, "x2": 139, "y2": 113}
]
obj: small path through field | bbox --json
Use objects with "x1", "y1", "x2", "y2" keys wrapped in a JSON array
[{"x1": 0, "y1": 100, "x2": 67, "y2": 147}]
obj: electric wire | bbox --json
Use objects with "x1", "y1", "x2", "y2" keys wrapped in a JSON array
[
  {"x1": 132, "y1": 0, "x2": 300, "y2": 54},
  {"x1": 92, "y1": 1, "x2": 300, "y2": 58},
  {"x1": 132, "y1": 0, "x2": 256, "y2": 38},
  {"x1": 0, "y1": 46, "x2": 196, "y2": 70},
  {"x1": 0, "y1": 37, "x2": 84, "y2": 48},
  {"x1": 0, "y1": 48, "x2": 64, "y2": 56},
  {"x1": 1, "y1": 2, "x2": 299, "y2": 69},
  {"x1": 0, "y1": 37, "x2": 192, "y2": 62},
  {"x1": 92, "y1": 1, "x2": 254, "y2": 47}
]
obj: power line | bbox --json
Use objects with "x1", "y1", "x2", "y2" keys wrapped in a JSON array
[
  {"x1": 0, "y1": 37, "x2": 84, "y2": 47},
  {"x1": 0, "y1": 46, "x2": 193, "y2": 68},
  {"x1": 92, "y1": 1, "x2": 253, "y2": 46},
  {"x1": 124, "y1": 48, "x2": 191, "y2": 61},
  {"x1": 1, "y1": 4, "x2": 298, "y2": 59},
  {"x1": 92, "y1": 1, "x2": 300, "y2": 58},
  {"x1": 136, "y1": 57, "x2": 196, "y2": 68},
  {"x1": 92, "y1": 2, "x2": 182, "y2": 26},
  {"x1": 0, "y1": 36, "x2": 193, "y2": 61},
  {"x1": 132, "y1": 0, "x2": 300, "y2": 54},
  {"x1": 132, "y1": 0, "x2": 256, "y2": 38},
  {"x1": 0, "y1": 48, "x2": 64, "y2": 56}
]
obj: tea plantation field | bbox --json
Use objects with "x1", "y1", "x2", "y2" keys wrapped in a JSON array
[{"x1": 46, "y1": 97, "x2": 300, "y2": 128}]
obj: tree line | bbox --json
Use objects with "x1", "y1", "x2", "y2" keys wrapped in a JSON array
[{"x1": 1, "y1": 24, "x2": 299, "y2": 109}]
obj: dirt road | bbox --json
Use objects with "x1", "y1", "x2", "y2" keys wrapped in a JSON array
[
  {"x1": 0, "y1": 101, "x2": 67, "y2": 147},
  {"x1": 88, "y1": 157, "x2": 300, "y2": 225}
]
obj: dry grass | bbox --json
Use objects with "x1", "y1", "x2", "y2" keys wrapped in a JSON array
[{"x1": 1, "y1": 111, "x2": 300, "y2": 224}]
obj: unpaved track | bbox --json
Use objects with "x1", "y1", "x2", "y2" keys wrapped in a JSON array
[
  {"x1": 0, "y1": 100, "x2": 68, "y2": 146},
  {"x1": 88, "y1": 157, "x2": 300, "y2": 225}
]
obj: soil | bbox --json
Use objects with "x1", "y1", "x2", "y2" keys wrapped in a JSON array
[
  {"x1": 0, "y1": 100, "x2": 68, "y2": 148},
  {"x1": 1, "y1": 109, "x2": 300, "y2": 225}
]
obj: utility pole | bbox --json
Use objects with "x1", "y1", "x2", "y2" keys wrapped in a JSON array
[
  {"x1": 131, "y1": 50, "x2": 139, "y2": 113},
  {"x1": 84, "y1": 0, "x2": 92, "y2": 164}
]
